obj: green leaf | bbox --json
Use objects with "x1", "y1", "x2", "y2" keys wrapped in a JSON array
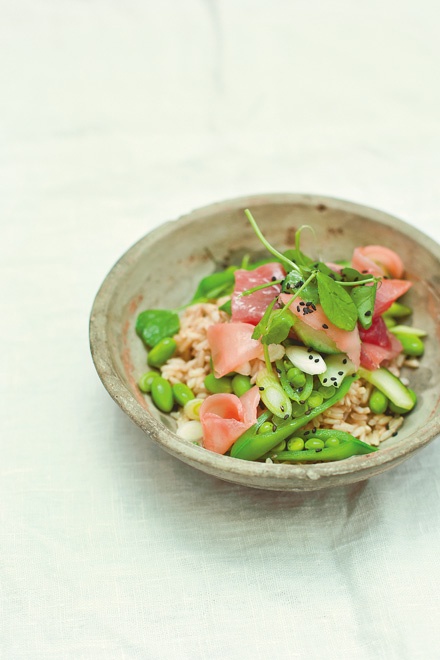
[
  {"x1": 261, "y1": 309, "x2": 294, "y2": 345},
  {"x1": 340, "y1": 267, "x2": 372, "y2": 283},
  {"x1": 218, "y1": 298, "x2": 232, "y2": 315},
  {"x1": 316, "y1": 272, "x2": 358, "y2": 331},
  {"x1": 316, "y1": 262, "x2": 342, "y2": 281},
  {"x1": 190, "y1": 266, "x2": 237, "y2": 304},
  {"x1": 282, "y1": 270, "x2": 319, "y2": 304},
  {"x1": 351, "y1": 283, "x2": 377, "y2": 329},
  {"x1": 135, "y1": 310, "x2": 180, "y2": 348},
  {"x1": 251, "y1": 298, "x2": 277, "y2": 340}
]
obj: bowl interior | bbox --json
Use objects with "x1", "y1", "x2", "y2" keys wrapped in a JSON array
[{"x1": 90, "y1": 194, "x2": 440, "y2": 491}]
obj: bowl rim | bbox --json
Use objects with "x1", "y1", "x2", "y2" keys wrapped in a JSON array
[{"x1": 89, "y1": 192, "x2": 440, "y2": 483}]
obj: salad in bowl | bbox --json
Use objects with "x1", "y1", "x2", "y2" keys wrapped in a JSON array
[{"x1": 134, "y1": 209, "x2": 426, "y2": 465}]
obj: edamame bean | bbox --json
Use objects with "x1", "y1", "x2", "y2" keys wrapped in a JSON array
[
  {"x1": 324, "y1": 437, "x2": 340, "y2": 448},
  {"x1": 394, "y1": 333, "x2": 424, "y2": 357},
  {"x1": 389, "y1": 388, "x2": 417, "y2": 415},
  {"x1": 138, "y1": 370, "x2": 160, "y2": 393},
  {"x1": 147, "y1": 337, "x2": 177, "y2": 368},
  {"x1": 172, "y1": 382, "x2": 195, "y2": 407},
  {"x1": 369, "y1": 388, "x2": 389, "y2": 415},
  {"x1": 204, "y1": 373, "x2": 233, "y2": 394},
  {"x1": 287, "y1": 437, "x2": 304, "y2": 451},
  {"x1": 151, "y1": 377, "x2": 174, "y2": 413},
  {"x1": 232, "y1": 374, "x2": 252, "y2": 397},
  {"x1": 307, "y1": 391, "x2": 324, "y2": 408},
  {"x1": 305, "y1": 438, "x2": 325, "y2": 450},
  {"x1": 287, "y1": 368, "x2": 306, "y2": 388}
]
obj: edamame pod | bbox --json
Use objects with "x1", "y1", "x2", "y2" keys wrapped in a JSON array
[
  {"x1": 151, "y1": 377, "x2": 174, "y2": 413},
  {"x1": 147, "y1": 337, "x2": 177, "y2": 368}
]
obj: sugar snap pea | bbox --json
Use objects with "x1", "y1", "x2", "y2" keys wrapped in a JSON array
[
  {"x1": 270, "y1": 429, "x2": 377, "y2": 462},
  {"x1": 230, "y1": 376, "x2": 356, "y2": 461}
]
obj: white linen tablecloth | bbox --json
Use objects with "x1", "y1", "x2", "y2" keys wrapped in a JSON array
[{"x1": 1, "y1": 1, "x2": 439, "y2": 658}]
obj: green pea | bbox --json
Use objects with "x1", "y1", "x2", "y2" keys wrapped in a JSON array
[
  {"x1": 147, "y1": 337, "x2": 177, "y2": 368},
  {"x1": 287, "y1": 437, "x2": 304, "y2": 451},
  {"x1": 138, "y1": 370, "x2": 160, "y2": 393},
  {"x1": 172, "y1": 382, "x2": 195, "y2": 407},
  {"x1": 151, "y1": 377, "x2": 174, "y2": 413},
  {"x1": 272, "y1": 440, "x2": 286, "y2": 452},
  {"x1": 394, "y1": 333, "x2": 424, "y2": 357},
  {"x1": 232, "y1": 374, "x2": 252, "y2": 397},
  {"x1": 258, "y1": 421, "x2": 275, "y2": 435},
  {"x1": 389, "y1": 388, "x2": 417, "y2": 415},
  {"x1": 287, "y1": 368, "x2": 306, "y2": 388},
  {"x1": 204, "y1": 373, "x2": 233, "y2": 394},
  {"x1": 318, "y1": 385, "x2": 336, "y2": 400},
  {"x1": 324, "y1": 437, "x2": 340, "y2": 447},
  {"x1": 305, "y1": 438, "x2": 325, "y2": 450},
  {"x1": 369, "y1": 388, "x2": 389, "y2": 415},
  {"x1": 307, "y1": 391, "x2": 324, "y2": 408}
]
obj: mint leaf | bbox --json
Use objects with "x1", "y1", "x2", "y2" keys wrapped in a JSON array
[
  {"x1": 351, "y1": 283, "x2": 377, "y2": 329},
  {"x1": 136, "y1": 310, "x2": 180, "y2": 347},
  {"x1": 316, "y1": 272, "x2": 358, "y2": 331}
]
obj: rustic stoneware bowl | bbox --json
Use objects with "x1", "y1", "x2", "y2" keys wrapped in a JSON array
[{"x1": 90, "y1": 194, "x2": 440, "y2": 491}]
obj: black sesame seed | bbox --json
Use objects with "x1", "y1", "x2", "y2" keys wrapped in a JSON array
[
  {"x1": 306, "y1": 301, "x2": 312, "y2": 306},
  {"x1": 299, "y1": 400, "x2": 305, "y2": 405},
  {"x1": 308, "y1": 347, "x2": 313, "y2": 352},
  {"x1": 280, "y1": 405, "x2": 285, "y2": 412},
  {"x1": 362, "y1": 270, "x2": 368, "y2": 274},
  {"x1": 329, "y1": 274, "x2": 336, "y2": 280},
  {"x1": 312, "y1": 428, "x2": 317, "y2": 434},
  {"x1": 271, "y1": 276, "x2": 277, "y2": 281},
  {"x1": 342, "y1": 358, "x2": 347, "y2": 364},
  {"x1": 314, "y1": 358, "x2": 320, "y2": 363},
  {"x1": 297, "y1": 387, "x2": 303, "y2": 392},
  {"x1": 311, "y1": 304, "x2": 317, "y2": 310},
  {"x1": 331, "y1": 377, "x2": 337, "y2": 381},
  {"x1": 259, "y1": 387, "x2": 264, "y2": 391},
  {"x1": 308, "y1": 354, "x2": 314, "y2": 360},
  {"x1": 284, "y1": 414, "x2": 289, "y2": 420},
  {"x1": 365, "y1": 311, "x2": 372, "y2": 317},
  {"x1": 305, "y1": 409, "x2": 312, "y2": 416},
  {"x1": 323, "y1": 378, "x2": 328, "y2": 383},
  {"x1": 276, "y1": 368, "x2": 281, "y2": 374},
  {"x1": 297, "y1": 306, "x2": 301, "y2": 312},
  {"x1": 299, "y1": 301, "x2": 305, "y2": 306},
  {"x1": 338, "y1": 371, "x2": 343, "y2": 375},
  {"x1": 304, "y1": 431, "x2": 310, "y2": 436},
  {"x1": 322, "y1": 324, "x2": 328, "y2": 329},
  {"x1": 315, "y1": 448, "x2": 323, "y2": 453},
  {"x1": 286, "y1": 283, "x2": 291, "y2": 289},
  {"x1": 392, "y1": 431, "x2": 398, "y2": 437}
]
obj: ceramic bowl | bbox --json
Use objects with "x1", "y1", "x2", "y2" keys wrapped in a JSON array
[{"x1": 89, "y1": 194, "x2": 440, "y2": 491}]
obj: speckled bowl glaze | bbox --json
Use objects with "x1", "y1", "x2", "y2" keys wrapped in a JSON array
[{"x1": 90, "y1": 194, "x2": 440, "y2": 491}]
